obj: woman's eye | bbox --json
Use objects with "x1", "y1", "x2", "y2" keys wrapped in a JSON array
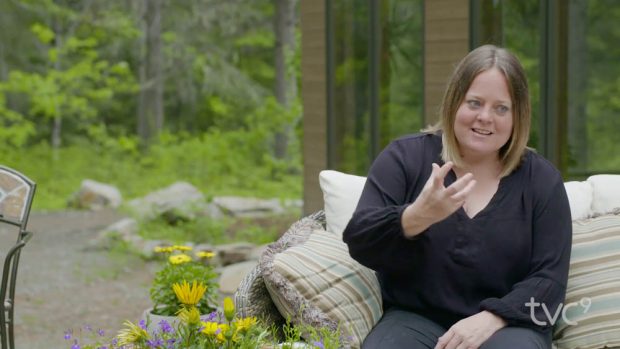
[
  {"x1": 467, "y1": 100, "x2": 481, "y2": 108},
  {"x1": 496, "y1": 105, "x2": 510, "y2": 115}
]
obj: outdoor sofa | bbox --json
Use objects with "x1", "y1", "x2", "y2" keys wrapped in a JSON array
[{"x1": 235, "y1": 170, "x2": 620, "y2": 349}]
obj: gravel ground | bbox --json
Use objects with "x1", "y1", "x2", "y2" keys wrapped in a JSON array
[{"x1": 0, "y1": 209, "x2": 158, "y2": 349}]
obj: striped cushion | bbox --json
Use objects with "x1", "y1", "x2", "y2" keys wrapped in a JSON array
[
  {"x1": 553, "y1": 213, "x2": 620, "y2": 349},
  {"x1": 261, "y1": 229, "x2": 382, "y2": 348}
]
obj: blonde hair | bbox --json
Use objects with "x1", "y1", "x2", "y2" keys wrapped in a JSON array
[{"x1": 425, "y1": 45, "x2": 530, "y2": 177}]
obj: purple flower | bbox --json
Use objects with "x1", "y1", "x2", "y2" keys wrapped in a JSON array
[
  {"x1": 139, "y1": 319, "x2": 147, "y2": 330},
  {"x1": 71, "y1": 340, "x2": 81, "y2": 349},
  {"x1": 313, "y1": 340, "x2": 325, "y2": 349},
  {"x1": 202, "y1": 311, "x2": 217, "y2": 322},
  {"x1": 97, "y1": 346, "x2": 108, "y2": 349},
  {"x1": 166, "y1": 338, "x2": 176, "y2": 349},
  {"x1": 64, "y1": 329, "x2": 73, "y2": 340},
  {"x1": 158, "y1": 319, "x2": 173, "y2": 333},
  {"x1": 147, "y1": 338, "x2": 164, "y2": 348},
  {"x1": 97, "y1": 328, "x2": 105, "y2": 337}
]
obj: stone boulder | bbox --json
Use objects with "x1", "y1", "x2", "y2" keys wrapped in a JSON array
[
  {"x1": 214, "y1": 242, "x2": 255, "y2": 266},
  {"x1": 127, "y1": 181, "x2": 206, "y2": 221},
  {"x1": 68, "y1": 179, "x2": 122, "y2": 210},
  {"x1": 212, "y1": 196, "x2": 284, "y2": 218},
  {"x1": 218, "y1": 260, "x2": 258, "y2": 296}
]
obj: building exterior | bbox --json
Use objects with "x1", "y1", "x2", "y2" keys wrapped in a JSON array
[{"x1": 301, "y1": 0, "x2": 620, "y2": 214}]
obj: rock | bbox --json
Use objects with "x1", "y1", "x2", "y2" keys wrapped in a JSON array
[
  {"x1": 218, "y1": 260, "x2": 258, "y2": 296},
  {"x1": 197, "y1": 202, "x2": 225, "y2": 220},
  {"x1": 212, "y1": 196, "x2": 284, "y2": 218},
  {"x1": 140, "y1": 239, "x2": 171, "y2": 259},
  {"x1": 282, "y1": 199, "x2": 303, "y2": 211},
  {"x1": 87, "y1": 218, "x2": 139, "y2": 250},
  {"x1": 127, "y1": 182, "x2": 205, "y2": 221},
  {"x1": 249, "y1": 244, "x2": 269, "y2": 261},
  {"x1": 105, "y1": 218, "x2": 139, "y2": 239},
  {"x1": 68, "y1": 179, "x2": 122, "y2": 210},
  {"x1": 215, "y1": 242, "x2": 255, "y2": 266},
  {"x1": 194, "y1": 243, "x2": 221, "y2": 266}
]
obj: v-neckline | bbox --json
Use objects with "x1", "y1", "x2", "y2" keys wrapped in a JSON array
[{"x1": 446, "y1": 169, "x2": 509, "y2": 221}]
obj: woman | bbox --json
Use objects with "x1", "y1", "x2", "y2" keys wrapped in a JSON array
[{"x1": 342, "y1": 45, "x2": 572, "y2": 349}]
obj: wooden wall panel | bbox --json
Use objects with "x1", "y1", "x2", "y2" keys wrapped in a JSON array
[
  {"x1": 301, "y1": 1, "x2": 327, "y2": 215},
  {"x1": 424, "y1": 0, "x2": 470, "y2": 125}
]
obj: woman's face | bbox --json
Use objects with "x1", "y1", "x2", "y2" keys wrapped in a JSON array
[{"x1": 453, "y1": 68, "x2": 514, "y2": 162}]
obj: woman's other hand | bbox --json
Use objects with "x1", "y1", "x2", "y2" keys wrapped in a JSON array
[
  {"x1": 401, "y1": 161, "x2": 476, "y2": 238},
  {"x1": 434, "y1": 311, "x2": 507, "y2": 349}
]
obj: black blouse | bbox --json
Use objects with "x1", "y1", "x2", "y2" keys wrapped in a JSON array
[{"x1": 342, "y1": 133, "x2": 572, "y2": 332}]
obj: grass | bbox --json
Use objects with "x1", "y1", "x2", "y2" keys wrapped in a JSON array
[
  {"x1": 1, "y1": 132, "x2": 302, "y2": 212},
  {"x1": 1, "y1": 133, "x2": 303, "y2": 245},
  {"x1": 137, "y1": 211, "x2": 301, "y2": 246}
]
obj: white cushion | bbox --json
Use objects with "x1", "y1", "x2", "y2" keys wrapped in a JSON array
[
  {"x1": 564, "y1": 181, "x2": 594, "y2": 220},
  {"x1": 319, "y1": 170, "x2": 366, "y2": 235},
  {"x1": 587, "y1": 175, "x2": 620, "y2": 215}
]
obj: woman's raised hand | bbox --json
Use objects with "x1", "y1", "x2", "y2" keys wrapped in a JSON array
[{"x1": 401, "y1": 162, "x2": 476, "y2": 238}]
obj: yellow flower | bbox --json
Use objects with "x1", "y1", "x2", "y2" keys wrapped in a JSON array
[
  {"x1": 168, "y1": 254, "x2": 192, "y2": 265},
  {"x1": 216, "y1": 323, "x2": 232, "y2": 343},
  {"x1": 173, "y1": 245, "x2": 193, "y2": 252},
  {"x1": 201, "y1": 321, "x2": 219, "y2": 336},
  {"x1": 196, "y1": 251, "x2": 215, "y2": 259},
  {"x1": 223, "y1": 297, "x2": 235, "y2": 322},
  {"x1": 172, "y1": 280, "x2": 207, "y2": 306},
  {"x1": 234, "y1": 316, "x2": 257, "y2": 333},
  {"x1": 154, "y1": 246, "x2": 174, "y2": 253},
  {"x1": 177, "y1": 306, "x2": 201, "y2": 325},
  {"x1": 116, "y1": 320, "x2": 149, "y2": 346}
]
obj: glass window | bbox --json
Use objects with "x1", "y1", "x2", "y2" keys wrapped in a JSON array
[
  {"x1": 471, "y1": 0, "x2": 542, "y2": 150},
  {"x1": 473, "y1": 0, "x2": 620, "y2": 178},
  {"x1": 380, "y1": 0, "x2": 424, "y2": 148},
  {"x1": 328, "y1": 0, "x2": 423, "y2": 175},
  {"x1": 329, "y1": 0, "x2": 371, "y2": 174},
  {"x1": 567, "y1": 0, "x2": 620, "y2": 177}
]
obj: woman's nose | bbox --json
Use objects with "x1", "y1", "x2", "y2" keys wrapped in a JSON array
[{"x1": 477, "y1": 108, "x2": 492, "y2": 122}]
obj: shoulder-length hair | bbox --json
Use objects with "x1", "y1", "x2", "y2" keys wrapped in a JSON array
[{"x1": 424, "y1": 44, "x2": 530, "y2": 177}]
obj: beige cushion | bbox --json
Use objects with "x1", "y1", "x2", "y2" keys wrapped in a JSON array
[
  {"x1": 261, "y1": 227, "x2": 382, "y2": 348},
  {"x1": 553, "y1": 210, "x2": 620, "y2": 349},
  {"x1": 319, "y1": 170, "x2": 366, "y2": 235}
]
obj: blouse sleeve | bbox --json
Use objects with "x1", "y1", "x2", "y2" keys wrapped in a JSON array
[
  {"x1": 342, "y1": 139, "x2": 426, "y2": 274},
  {"x1": 480, "y1": 173, "x2": 572, "y2": 331}
]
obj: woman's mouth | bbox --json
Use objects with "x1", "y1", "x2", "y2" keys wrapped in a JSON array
[{"x1": 472, "y1": 128, "x2": 492, "y2": 135}]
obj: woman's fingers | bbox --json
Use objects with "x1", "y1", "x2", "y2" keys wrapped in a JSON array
[
  {"x1": 432, "y1": 162, "x2": 454, "y2": 188},
  {"x1": 450, "y1": 177, "x2": 476, "y2": 202},
  {"x1": 444, "y1": 172, "x2": 473, "y2": 196}
]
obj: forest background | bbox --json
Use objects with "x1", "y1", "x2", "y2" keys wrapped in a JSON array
[
  {"x1": 3, "y1": 0, "x2": 620, "y2": 217},
  {"x1": 0, "y1": 0, "x2": 302, "y2": 227}
]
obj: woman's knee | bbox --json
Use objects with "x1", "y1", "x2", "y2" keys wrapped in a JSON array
[
  {"x1": 480, "y1": 327, "x2": 552, "y2": 349},
  {"x1": 362, "y1": 309, "x2": 446, "y2": 349}
]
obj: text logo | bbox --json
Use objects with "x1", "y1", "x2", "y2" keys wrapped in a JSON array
[{"x1": 525, "y1": 297, "x2": 591, "y2": 326}]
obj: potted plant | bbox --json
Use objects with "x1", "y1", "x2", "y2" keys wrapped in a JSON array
[
  {"x1": 65, "y1": 284, "x2": 345, "y2": 348},
  {"x1": 147, "y1": 245, "x2": 219, "y2": 318}
]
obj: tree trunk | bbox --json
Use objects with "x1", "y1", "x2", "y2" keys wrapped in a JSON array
[
  {"x1": 273, "y1": 0, "x2": 298, "y2": 160},
  {"x1": 51, "y1": 19, "x2": 63, "y2": 149},
  {"x1": 0, "y1": 43, "x2": 6, "y2": 82},
  {"x1": 138, "y1": 0, "x2": 164, "y2": 143}
]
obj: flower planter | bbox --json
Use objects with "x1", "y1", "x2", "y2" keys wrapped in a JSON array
[{"x1": 141, "y1": 307, "x2": 180, "y2": 334}]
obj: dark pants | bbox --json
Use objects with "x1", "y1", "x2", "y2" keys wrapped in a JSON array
[{"x1": 362, "y1": 308, "x2": 552, "y2": 349}]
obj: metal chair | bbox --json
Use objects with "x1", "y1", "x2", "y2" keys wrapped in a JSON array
[{"x1": 0, "y1": 166, "x2": 35, "y2": 349}]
